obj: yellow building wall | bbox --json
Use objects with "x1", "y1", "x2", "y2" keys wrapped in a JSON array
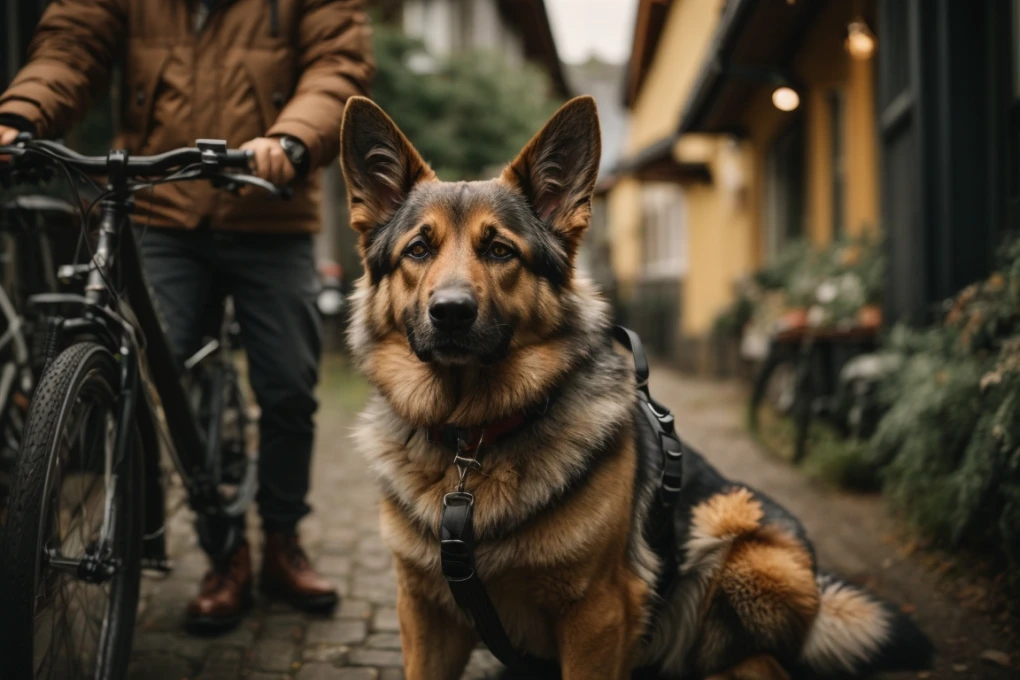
[
  {"x1": 608, "y1": 0, "x2": 728, "y2": 300},
  {"x1": 846, "y1": 57, "x2": 879, "y2": 235},
  {"x1": 607, "y1": 177, "x2": 643, "y2": 287},
  {"x1": 626, "y1": 0, "x2": 726, "y2": 154},
  {"x1": 681, "y1": 140, "x2": 756, "y2": 335},
  {"x1": 741, "y1": 0, "x2": 880, "y2": 267},
  {"x1": 608, "y1": 0, "x2": 880, "y2": 344}
]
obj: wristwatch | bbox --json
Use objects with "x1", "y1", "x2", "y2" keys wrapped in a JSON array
[{"x1": 277, "y1": 135, "x2": 310, "y2": 180}]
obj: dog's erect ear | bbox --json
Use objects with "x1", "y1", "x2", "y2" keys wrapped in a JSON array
[
  {"x1": 501, "y1": 96, "x2": 601, "y2": 258},
  {"x1": 340, "y1": 97, "x2": 436, "y2": 237}
]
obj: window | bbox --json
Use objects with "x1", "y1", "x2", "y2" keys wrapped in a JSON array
[
  {"x1": 763, "y1": 119, "x2": 806, "y2": 260},
  {"x1": 829, "y1": 89, "x2": 847, "y2": 237},
  {"x1": 641, "y1": 184, "x2": 688, "y2": 280}
]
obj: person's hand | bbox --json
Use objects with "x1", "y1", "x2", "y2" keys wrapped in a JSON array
[
  {"x1": 1, "y1": 125, "x2": 20, "y2": 163},
  {"x1": 240, "y1": 137, "x2": 295, "y2": 186},
  {"x1": 0, "y1": 125, "x2": 19, "y2": 146}
]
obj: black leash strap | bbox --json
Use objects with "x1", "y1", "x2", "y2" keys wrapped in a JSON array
[
  {"x1": 440, "y1": 492, "x2": 559, "y2": 676},
  {"x1": 438, "y1": 326, "x2": 683, "y2": 676}
]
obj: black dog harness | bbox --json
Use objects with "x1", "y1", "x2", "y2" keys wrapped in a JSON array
[{"x1": 432, "y1": 326, "x2": 687, "y2": 677}]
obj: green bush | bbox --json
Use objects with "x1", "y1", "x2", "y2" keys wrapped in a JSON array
[
  {"x1": 714, "y1": 233, "x2": 885, "y2": 338},
  {"x1": 866, "y1": 242, "x2": 1020, "y2": 582}
]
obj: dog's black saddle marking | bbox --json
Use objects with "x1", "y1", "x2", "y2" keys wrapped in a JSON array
[{"x1": 439, "y1": 325, "x2": 686, "y2": 678}]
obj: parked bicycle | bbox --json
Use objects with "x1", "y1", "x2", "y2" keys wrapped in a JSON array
[
  {"x1": 0, "y1": 136, "x2": 285, "y2": 679},
  {"x1": 0, "y1": 194, "x2": 77, "y2": 522},
  {"x1": 749, "y1": 309, "x2": 880, "y2": 463}
]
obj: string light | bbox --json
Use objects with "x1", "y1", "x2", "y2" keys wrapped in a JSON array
[
  {"x1": 772, "y1": 86, "x2": 800, "y2": 112},
  {"x1": 846, "y1": 19, "x2": 877, "y2": 60}
]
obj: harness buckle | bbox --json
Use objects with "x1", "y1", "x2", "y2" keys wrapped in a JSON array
[
  {"x1": 659, "y1": 434, "x2": 684, "y2": 505},
  {"x1": 441, "y1": 492, "x2": 477, "y2": 582}
]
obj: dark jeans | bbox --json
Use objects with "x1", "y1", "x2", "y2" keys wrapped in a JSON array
[{"x1": 139, "y1": 226, "x2": 322, "y2": 532}]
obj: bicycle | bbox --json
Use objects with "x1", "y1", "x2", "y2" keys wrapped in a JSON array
[
  {"x1": 749, "y1": 313, "x2": 880, "y2": 463},
  {"x1": 0, "y1": 194, "x2": 77, "y2": 522},
  {"x1": 0, "y1": 136, "x2": 285, "y2": 679}
]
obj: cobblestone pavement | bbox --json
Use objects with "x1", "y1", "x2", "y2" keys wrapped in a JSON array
[
  {"x1": 129, "y1": 355, "x2": 502, "y2": 680},
  {"x1": 125, "y1": 357, "x2": 1017, "y2": 679}
]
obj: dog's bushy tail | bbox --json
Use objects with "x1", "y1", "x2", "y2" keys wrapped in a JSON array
[{"x1": 795, "y1": 573, "x2": 934, "y2": 679}]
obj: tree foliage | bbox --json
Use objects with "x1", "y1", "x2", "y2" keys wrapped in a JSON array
[{"x1": 370, "y1": 23, "x2": 562, "y2": 180}]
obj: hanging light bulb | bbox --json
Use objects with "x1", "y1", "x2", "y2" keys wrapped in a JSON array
[
  {"x1": 772, "y1": 86, "x2": 800, "y2": 112},
  {"x1": 845, "y1": 19, "x2": 877, "y2": 60}
]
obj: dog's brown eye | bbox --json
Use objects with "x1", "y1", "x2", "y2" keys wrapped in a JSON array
[
  {"x1": 405, "y1": 240, "x2": 431, "y2": 260},
  {"x1": 487, "y1": 242, "x2": 514, "y2": 260}
]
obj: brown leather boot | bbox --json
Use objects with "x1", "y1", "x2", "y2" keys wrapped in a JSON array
[
  {"x1": 260, "y1": 531, "x2": 339, "y2": 612},
  {"x1": 185, "y1": 540, "x2": 253, "y2": 634}
]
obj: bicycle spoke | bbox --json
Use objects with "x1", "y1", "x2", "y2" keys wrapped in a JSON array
[
  {"x1": 52, "y1": 573, "x2": 72, "y2": 679},
  {"x1": 59, "y1": 576, "x2": 79, "y2": 679},
  {"x1": 73, "y1": 583, "x2": 101, "y2": 673}
]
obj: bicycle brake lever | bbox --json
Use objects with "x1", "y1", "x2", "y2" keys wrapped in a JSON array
[
  {"x1": 207, "y1": 172, "x2": 290, "y2": 199},
  {"x1": 208, "y1": 173, "x2": 240, "y2": 194}
]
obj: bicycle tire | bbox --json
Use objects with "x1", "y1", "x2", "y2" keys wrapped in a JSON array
[
  {"x1": 190, "y1": 359, "x2": 256, "y2": 513},
  {"x1": 749, "y1": 342, "x2": 795, "y2": 431},
  {"x1": 0, "y1": 342, "x2": 143, "y2": 680},
  {"x1": 793, "y1": 352, "x2": 815, "y2": 464}
]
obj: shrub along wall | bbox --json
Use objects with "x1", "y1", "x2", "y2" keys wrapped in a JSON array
[
  {"x1": 724, "y1": 236, "x2": 1020, "y2": 591},
  {"x1": 866, "y1": 241, "x2": 1020, "y2": 588}
]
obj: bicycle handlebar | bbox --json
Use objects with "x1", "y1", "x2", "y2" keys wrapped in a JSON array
[{"x1": 2, "y1": 137, "x2": 253, "y2": 177}]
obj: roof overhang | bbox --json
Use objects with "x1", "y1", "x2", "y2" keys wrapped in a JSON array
[
  {"x1": 605, "y1": 135, "x2": 711, "y2": 187},
  {"x1": 677, "y1": 0, "x2": 825, "y2": 135},
  {"x1": 623, "y1": 0, "x2": 675, "y2": 108},
  {"x1": 500, "y1": 0, "x2": 571, "y2": 98}
]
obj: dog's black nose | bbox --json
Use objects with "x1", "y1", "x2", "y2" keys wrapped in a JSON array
[{"x1": 429, "y1": 289, "x2": 478, "y2": 332}]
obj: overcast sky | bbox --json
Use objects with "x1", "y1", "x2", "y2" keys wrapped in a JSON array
[{"x1": 545, "y1": 0, "x2": 639, "y2": 65}]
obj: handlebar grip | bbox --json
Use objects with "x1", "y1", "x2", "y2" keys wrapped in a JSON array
[{"x1": 223, "y1": 149, "x2": 253, "y2": 170}]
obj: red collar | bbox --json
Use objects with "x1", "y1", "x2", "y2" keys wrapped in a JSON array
[{"x1": 425, "y1": 396, "x2": 551, "y2": 454}]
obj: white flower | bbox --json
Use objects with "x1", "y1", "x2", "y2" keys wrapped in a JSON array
[{"x1": 816, "y1": 279, "x2": 839, "y2": 304}]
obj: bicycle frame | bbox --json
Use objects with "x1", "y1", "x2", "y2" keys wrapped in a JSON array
[
  {"x1": 10, "y1": 140, "x2": 265, "y2": 566},
  {"x1": 30, "y1": 207, "x2": 211, "y2": 567}
]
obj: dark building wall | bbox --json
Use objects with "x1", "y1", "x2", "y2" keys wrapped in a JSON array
[
  {"x1": 878, "y1": 0, "x2": 1011, "y2": 324},
  {"x1": 3, "y1": 0, "x2": 46, "y2": 88}
]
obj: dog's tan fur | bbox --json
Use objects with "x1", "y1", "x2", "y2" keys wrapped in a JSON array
[{"x1": 341, "y1": 96, "x2": 932, "y2": 679}]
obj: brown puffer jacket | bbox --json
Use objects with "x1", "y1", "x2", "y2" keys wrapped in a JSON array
[{"x1": 0, "y1": 0, "x2": 375, "y2": 233}]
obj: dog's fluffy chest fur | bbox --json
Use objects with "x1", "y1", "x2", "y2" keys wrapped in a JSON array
[{"x1": 352, "y1": 330, "x2": 656, "y2": 647}]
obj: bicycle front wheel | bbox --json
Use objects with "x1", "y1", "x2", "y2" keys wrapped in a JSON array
[{"x1": 0, "y1": 342, "x2": 142, "y2": 680}]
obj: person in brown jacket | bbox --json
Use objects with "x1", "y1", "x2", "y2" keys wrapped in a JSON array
[{"x1": 0, "y1": 0, "x2": 375, "y2": 632}]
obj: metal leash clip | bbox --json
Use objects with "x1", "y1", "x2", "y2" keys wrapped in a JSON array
[{"x1": 453, "y1": 429, "x2": 485, "y2": 492}]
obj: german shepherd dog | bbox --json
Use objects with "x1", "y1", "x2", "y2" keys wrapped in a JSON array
[{"x1": 340, "y1": 95, "x2": 934, "y2": 679}]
